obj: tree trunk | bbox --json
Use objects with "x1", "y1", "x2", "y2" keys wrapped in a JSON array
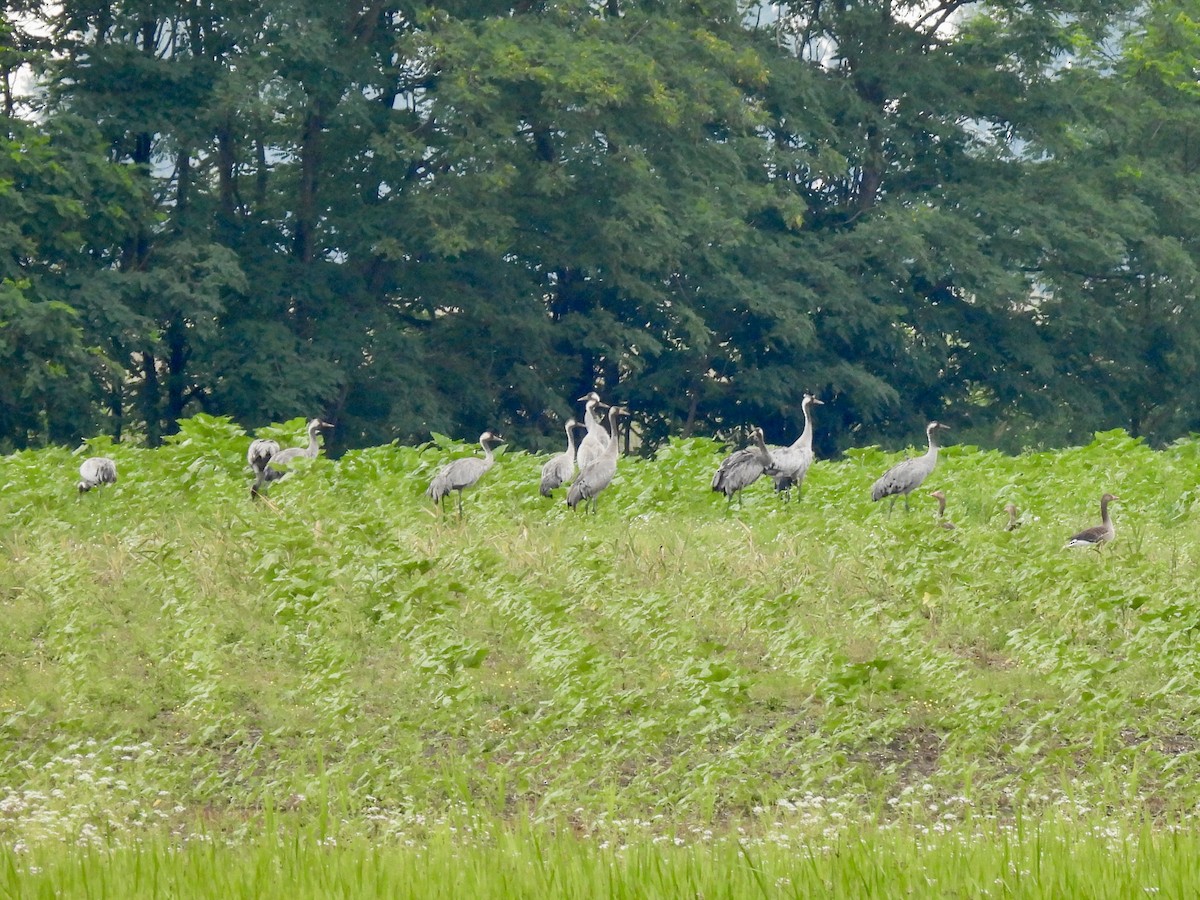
[
  {"x1": 294, "y1": 98, "x2": 323, "y2": 263},
  {"x1": 165, "y1": 319, "x2": 188, "y2": 435},
  {"x1": 141, "y1": 352, "x2": 161, "y2": 447}
]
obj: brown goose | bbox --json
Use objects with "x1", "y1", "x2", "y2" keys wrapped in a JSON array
[
  {"x1": 929, "y1": 490, "x2": 956, "y2": 530},
  {"x1": 1065, "y1": 493, "x2": 1119, "y2": 548}
]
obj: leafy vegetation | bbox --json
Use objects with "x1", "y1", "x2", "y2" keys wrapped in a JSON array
[{"x1": 3, "y1": 418, "x2": 1200, "y2": 873}]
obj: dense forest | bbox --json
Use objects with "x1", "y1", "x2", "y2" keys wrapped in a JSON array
[{"x1": 1, "y1": 0, "x2": 1198, "y2": 455}]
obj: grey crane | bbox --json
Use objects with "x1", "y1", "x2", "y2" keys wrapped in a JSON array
[
  {"x1": 1004, "y1": 503, "x2": 1021, "y2": 531},
  {"x1": 929, "y1": 489, "x2": 956, "y2": 530},
  {"x1": 769, "y1": 393, "x2": 824, "y2": 500},
  {"x1": 540, "y1": 419, "x2": 583, "y2": 497},
  {"x1": 575, "y1": 392, "x2": 610, "y2": 470},
  {"x1": 251, "y1": 418, "x2": 332, "y2": 498},
  {"x1": 427, "y1": 431, "x2": 504, "y2": 517},
  {"x1": 247, "y1": 438, "x2": 281, "y2": 478},
  {"x1": 870, "y1": 421, "x2": 949, "y2": 512},
  {"x1": 78, "y1": 457, "x2": 117, "y2": 494},
  {"x1": 711, "y1": 427, "x2": 774, "y2": 505},
  {"x1": 1065, "y1": 493, "x2": 1119, "y2": 548},
  {"x1": 567, "y1": 405, "x2": 624, "y2": 514}
]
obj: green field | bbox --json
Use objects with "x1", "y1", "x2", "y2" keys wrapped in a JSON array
[{"x1": 3, "y1": 417, "x2": 1200, "y2": 894}]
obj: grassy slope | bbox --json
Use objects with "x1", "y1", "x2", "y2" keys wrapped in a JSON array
[{"x1": 3, "y1": 417, "x2": 1200, "y2": 846}]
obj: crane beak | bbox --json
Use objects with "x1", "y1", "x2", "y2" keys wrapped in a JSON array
[{"x1": 318, "y1": 421, "x2": 334, "y2": 429}]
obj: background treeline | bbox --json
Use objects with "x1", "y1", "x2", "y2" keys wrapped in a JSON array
[{"x1": 1, "y1": 0, "x2": 1199, "y2": 456}]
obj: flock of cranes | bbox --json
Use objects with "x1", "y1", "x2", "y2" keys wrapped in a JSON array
[{"x1": 72, "y1": 392, "x2": 1121, "y2": 548}]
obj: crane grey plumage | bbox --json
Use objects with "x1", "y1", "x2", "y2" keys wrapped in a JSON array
[
  {"x1": 540, "y1": 419, "x2": 582, "y2": 497},
  {"x1": 711, "y1": 427, "x2": 773, "y2": 505},
  {"x1": 575, "y1": 392, "x2": 610, "y2": 470},
  {"x1": 427, "y1": 431, "x2": 504, "y2": 516},
  {"x1": 567, "y1": 405, "x2": 623, "y2": 513},
  {"x1": 770, "y1": 394, "x2": 824, "y2": 499},
  {"x1": 78, "y1": 457, "x2": 117, "y2": 494},
  {"x1": 251, "y1": 419, "x2": 331, "y2": 497},
  {"x1": 1065, "y1": 493, "x2": 1119, "y2": 548},
  {"x1": 247, "y1": 438, "x2": 280, "y2": 477},
  {"x1": 870, "y1": 421, "x2": 949, "y2": 511}
]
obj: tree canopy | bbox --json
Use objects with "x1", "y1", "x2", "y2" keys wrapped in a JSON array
[{"x1": 2, "y1": 0, "x2": 1197, "y2": 453}]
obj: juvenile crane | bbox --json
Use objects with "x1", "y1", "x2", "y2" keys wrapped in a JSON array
[
  {"x1": 540, "y1": 419, "x2": 583, "y2": 497},
  {"x1": 575, "y1": 392, "x2": 610, "y2": 470},
  {"x1": 567, "y1": 405, "x2": 624, "y2": 514},
  {"x1": 870, "y1": 421, "x2": 949, "y2": 512},
  {"x1": 78, "y1": 457, "x2": 117, "y2": 494},
  {"x1": 427, "y1": 431, "x2": 504, "y2": 517},
  {"x1": 1004, "y1": 503, "x2": 1021, "y2": 531},
  {"x1": 770, "y1": 393, "x2": 824, "y2": 500},
  {"x1": 251, "y1": 418, "x2": 332, "y2": 498},
  {"x1": 929, "y1": 490, "x2": 956, "y2": 530},
  {"x1": 1065, "y1": 493, "x2": 1119, "y2": 549},
  {"x1": 711, "y1": 427, "x2": 774, "y2": 505}
]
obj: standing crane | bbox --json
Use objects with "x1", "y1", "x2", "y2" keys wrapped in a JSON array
[
  {"x1": 711, "y1": 427, "x2": 774, "y2": 505},
  {"x1": 929, "y1": 490, "x2": 956, "y2": 530},
  {"x1": 575, "y1": 392, "x2": 610, "y2": 470},
  {"x1": 427, "y1": 431, "x2": 504, "y2": 517},
  {"x1": 1065, "y1": 493, "x2": 1119, "y2": 548},
  {"x1": 78, "y1": 457, "x2": 117, "y2": 494},
  {"x1": 251, "y1": 418, "x2": 332, "y2": 498},
  {"x1": 870, "y1": 421, "x2": 949, "y2": 512},
  {"x1": 567, "y1": 405, "x2": 624, "y2": 514},
  {"x1": 540, "y1": 419, "x2": 583, "y2": 497},
  {"x1": 769, "y1": 393, "x2": 824, "y2": 500}
]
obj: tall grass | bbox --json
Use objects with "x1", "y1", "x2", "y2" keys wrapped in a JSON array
[
  {"x1": 3, "y1": 814, "x2": 1199, "y2": 898},
  {"x1": 3, "y1": 416, "x2": 1200, "y2": 884}
]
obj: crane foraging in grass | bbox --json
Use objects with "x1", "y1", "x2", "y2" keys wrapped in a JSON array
[
  {"x1": 1005, "y1": 503, "x2": 1022, "y2": 531},
  {"x1": 1065, "y1": 493, "x2": 1119, "y2": 548},
  {"x1": 78, "y1": 457, "x2": 117, "y2": 494},
  {"x1": 567, "y1": 405, "x2": 624, "y2": 514},
  {"x1": 769, "y1": 393, "x2": 824, "y2": 500},
  {"x1": 929, "y1": 490, "x2": 956, "y2": 530},
  {"x1": 540, "y1": 419, "x2": 583, "y2": 497},
  {"x1": 870, "y1": 421, "x2": 949, "y2": 512},
  {"x1": 711, "y1": 427, "x2": 774, "y2": 505},
  {"x1": 251, "y1": 418, "x2": 332, "y2": 498},
  {"x1": 427, "y1": 431, "x2": 504, "y2": 517},
  {"x1": 247, "y1": 437, "x2": 280, "y2": 477}
]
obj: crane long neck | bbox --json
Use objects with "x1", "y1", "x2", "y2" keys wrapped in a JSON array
[
  {"x1": 925, "y1": 428, "x2": 940, "y2": 459},
  {"x1": 481, "y1": 438, "x2": 495, "y2": 465},
  {"x1": 797, "y1": 399, "x2": 815, "y2": 450},
  {"x1": 606, "y1": 410, "x2": 621, "y2": 458},
  {"x1": 566, "y1": 423, "x2": 578, "y2": 455},
  {"x1": 753, "y1": 430, "x2": 771, "y2": 463},
  {"x1": 585, "y1": 402, "x2": 602, "y2": 432},
  {"x1": 305, "y1": 428, "x2": 321, "y2": 457}
]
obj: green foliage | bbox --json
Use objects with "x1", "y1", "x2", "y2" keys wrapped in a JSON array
[{"x1": 2, "y1": 418, "x2": 1200, "y2": 852}]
